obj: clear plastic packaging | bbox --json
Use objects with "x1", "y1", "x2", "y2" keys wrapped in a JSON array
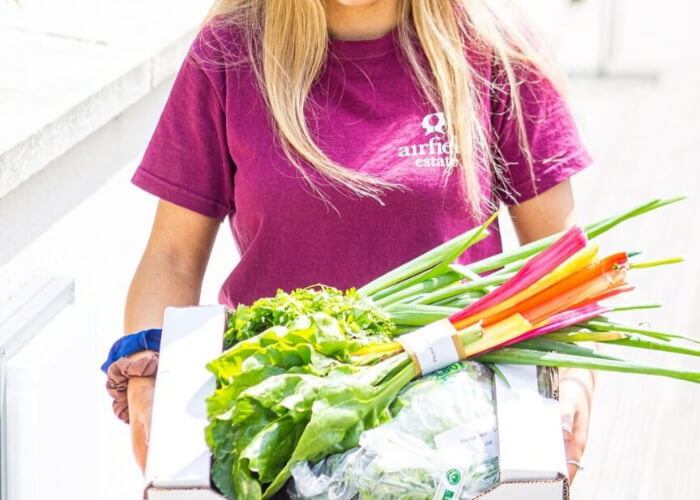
[{"x1": 288, "y1": 362, "x2": 500, "y2": 500}]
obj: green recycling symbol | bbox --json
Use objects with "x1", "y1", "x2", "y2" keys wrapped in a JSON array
[{"x1": 446, "y1": 468, "x2": 462, "y2": 486}]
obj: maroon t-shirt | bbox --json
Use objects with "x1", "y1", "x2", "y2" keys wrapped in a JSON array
[{"x1": 132, "y1": 25, "x2": 591, "y2": 307}]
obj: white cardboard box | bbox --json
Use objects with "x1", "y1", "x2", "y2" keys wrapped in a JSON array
[{"x1": 145, "y1": 306, "x2": 569, "y2": 500}]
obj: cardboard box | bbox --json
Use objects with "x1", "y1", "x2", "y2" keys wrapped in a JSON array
[{"x1": 145, "y1": 306, "x2": 569, "y2": 500}]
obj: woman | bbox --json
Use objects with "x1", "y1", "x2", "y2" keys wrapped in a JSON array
[{"x1": 113, "y1": 0, "x2": 594, "y2": 487}]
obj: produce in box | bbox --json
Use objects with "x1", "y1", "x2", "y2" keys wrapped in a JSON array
[
  {"x1": 288, "y1": 361, "x2": 501, "y2": 500},
  {"x1": 205, "y1": 197, "x2": 700, "y2": 499}
]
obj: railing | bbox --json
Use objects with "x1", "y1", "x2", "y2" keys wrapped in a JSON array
[{"x1": 0, "y1": 278, "x2": 75, "y2": 500}]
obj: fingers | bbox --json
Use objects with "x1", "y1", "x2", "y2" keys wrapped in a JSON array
[
  {"x1": 562, "y1": 417, "x2": 585, "y2": 483},
  {"x1": 131, "y1": 418, "x2": 149, "y2": 474},
  {"x1": 560, "y1": 394, "x2": 579, "y2": 483},
  {"x1": 559, "y1": 371, "x2": 594, "y2": 484},
  {"x1": 127, "y1": 376, "x2": 156, "y2": 475}
]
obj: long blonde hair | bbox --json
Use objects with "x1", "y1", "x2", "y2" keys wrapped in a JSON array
[{"x1": 201, "y1": 0, "x2": 561, "y2": 214}]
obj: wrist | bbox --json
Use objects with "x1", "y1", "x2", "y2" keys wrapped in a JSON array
[
  {"x1": 100, "y1": 328, "x2": 162, "y2": 374},
  {"x1": 127, "y1": 349, "x2": 157, "y2": 361}
]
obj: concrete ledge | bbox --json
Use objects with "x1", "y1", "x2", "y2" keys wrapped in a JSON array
[
  {"x1": 0, "y1": 58, "x2": 150, "y2": 198},
  {"x1": 0, "y1": 0, "x2": 211, "y2": 199}
]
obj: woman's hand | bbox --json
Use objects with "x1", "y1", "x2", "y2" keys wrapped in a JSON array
[
  {"x1": 127, "y1": 374, "x2": 156, "y2": 474},
  {"x1": 558, "y1": 367, "x2": 595, "y2": 483}
]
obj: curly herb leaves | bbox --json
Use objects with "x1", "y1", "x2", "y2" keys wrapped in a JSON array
[{"x1": 224, "y1": 287, "x2": 395, "y2": 349}]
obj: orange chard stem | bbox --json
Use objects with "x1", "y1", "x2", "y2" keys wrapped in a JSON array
[
  {"x1": 479, "y1": 252, "x2": 628, "y2": 328},
  {"x1": 521, "y1": 267, "x2": 628, "y2": 325}
]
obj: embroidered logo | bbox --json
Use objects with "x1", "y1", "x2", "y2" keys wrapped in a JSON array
[{"x1": 398, "y1": 112, "x2": 459, "y2": 168}]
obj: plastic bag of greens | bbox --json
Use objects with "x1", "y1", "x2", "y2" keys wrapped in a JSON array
[{"x1": 287, "y1": 361, "x2": 500, "y2": 500}]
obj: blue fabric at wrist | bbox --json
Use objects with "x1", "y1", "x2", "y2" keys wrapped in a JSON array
[{"x1": 101, "y1": 329, "x2": 162, "y2": 374}]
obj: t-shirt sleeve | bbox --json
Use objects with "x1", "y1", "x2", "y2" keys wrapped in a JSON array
[
  {"x1": 132, "y1": 34, "x2": 235, "y2": 220},
  {"x1": 490, "y1": 62, "x2": 592, "y2": 205}
]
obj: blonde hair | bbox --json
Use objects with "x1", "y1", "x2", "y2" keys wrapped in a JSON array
[{"x1": 201, "y1": 0, "x2": 561, "y2": 213}]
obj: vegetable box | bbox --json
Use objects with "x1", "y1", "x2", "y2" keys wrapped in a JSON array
[{"x1": 144, "y1": 306, "x2": 569, "y2": 500}]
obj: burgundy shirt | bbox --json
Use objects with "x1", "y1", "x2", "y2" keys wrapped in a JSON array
[{"x1": 133, "y1": 25, "x2": 591, "y2": 307}]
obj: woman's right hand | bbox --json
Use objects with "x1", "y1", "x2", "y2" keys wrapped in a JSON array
[{"x1": 127, "y1": 375, "x2": 156, "y2": 474}]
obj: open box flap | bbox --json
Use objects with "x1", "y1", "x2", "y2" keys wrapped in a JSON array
[
  {"x1": 145, "y1": 305, "x2": 226, "y2": 490},
  {"x1": 494, "y1": 364, "x2": 568, "y2": 484}
]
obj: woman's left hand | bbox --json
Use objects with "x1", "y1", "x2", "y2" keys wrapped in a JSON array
[{"x1": 558, "y1": 367, "x2": 595, "y2": 484}]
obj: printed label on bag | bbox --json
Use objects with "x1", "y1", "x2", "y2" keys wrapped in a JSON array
[
  {"x1": 434, "y1": 417, "x2": 499, "y2": 460},
  {"x1": 433, "y1": 466, "x2": 466, "y2": 500},
  {"x1": 398, "y1": 319, "x2": 460, "y2": 376}
]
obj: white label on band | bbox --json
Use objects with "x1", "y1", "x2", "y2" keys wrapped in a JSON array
[
  {"x1": 433, "y1": 466, "x2": 467, "y2": 500},
  {"x1": 399, "y1": 319, "x2": 459, "y2": 376}
]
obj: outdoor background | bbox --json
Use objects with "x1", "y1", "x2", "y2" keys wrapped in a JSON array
[{"x1": 0, "y1": 0, "x2": 698, "y2": 499}]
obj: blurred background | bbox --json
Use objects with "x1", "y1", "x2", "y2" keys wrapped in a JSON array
[{"x1": 0, "y1": 0, "x2": 698, "y2": 499}]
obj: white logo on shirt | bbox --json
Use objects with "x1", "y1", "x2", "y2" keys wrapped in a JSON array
[
  {"x1": 398, "y1": 112, "x2": 459, "y2": 168},
  {"x1": 421, "y1": 112, "x2": 446, "y2": 135}
]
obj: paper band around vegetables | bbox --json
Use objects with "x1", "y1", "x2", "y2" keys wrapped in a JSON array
[{"x1": 398, "y1": 318, "x2": 474, "y2": 376}]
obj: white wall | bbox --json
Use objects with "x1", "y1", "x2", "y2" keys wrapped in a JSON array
[{"x1": 1, "y1": 77, "x2": 238, "y2": 500}]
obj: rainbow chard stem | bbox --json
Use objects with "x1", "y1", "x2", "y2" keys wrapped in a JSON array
[
  {"x1": 478, "y1": 303, "x2": 612, "y2": 355},
  {"x1": 543, "y1": 330, "x2": 629, "y2": 343},
  {"x1": 449, "y1": 226, "x2": 588, "y2": 325}
]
